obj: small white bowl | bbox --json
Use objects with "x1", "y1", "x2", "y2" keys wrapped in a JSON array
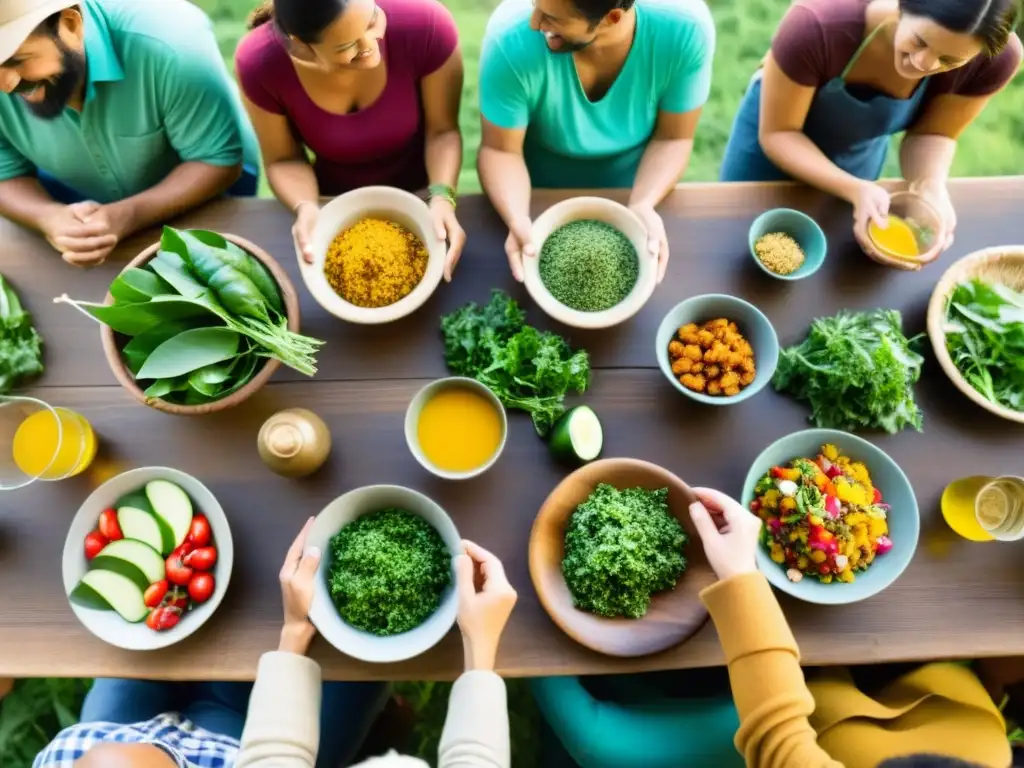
[
  {"x1": 307, "y1": 485, "x2": 460, "y2": 663},
  {"x1": 302, "y1": 186, "x2": 446, "y2": 324},
  {"x1": 405, "y1": 377, "x2": 508, "y2": 480},
  {"x1": 524, "y1": 197, "x2": 657, "y2": 329},
  {"x1": 62, "y1": 467, "x2": 233, "y2": 651}
]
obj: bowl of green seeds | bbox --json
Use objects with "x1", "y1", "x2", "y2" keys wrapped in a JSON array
[{"x1": 525, "y1": 197, "x2": 657, "y2": 329}]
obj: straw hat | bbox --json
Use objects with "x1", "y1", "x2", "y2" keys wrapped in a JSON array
[{"x1": 0, "y1": 0, "x2": 79, "y2": 63}]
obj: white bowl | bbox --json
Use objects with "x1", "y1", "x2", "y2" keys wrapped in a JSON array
[
  {"x1": 307, "y1": 485, "x2": 460, "y2": 663},
  {"x1": 302, "y1": 186, "x2": 446, "y2": 324},
  {"x1": 405, "y1": 377, "x2": 508, "y2": 480},
  {"x1": 524, "y1": 197, "x2": 657, "y2": 329},
  {"x1": 62, "y1": 467, "x2": 233, "y2": 651}
]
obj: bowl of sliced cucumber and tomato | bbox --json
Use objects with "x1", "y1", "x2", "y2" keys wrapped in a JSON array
[{"x1": 63, "y1": 466, "x2": 233, "y2": 650}]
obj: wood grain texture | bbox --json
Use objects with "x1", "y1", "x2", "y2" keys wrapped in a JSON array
[{"x1": 529, "y1": 458, "x2": 716, "y2": 657}]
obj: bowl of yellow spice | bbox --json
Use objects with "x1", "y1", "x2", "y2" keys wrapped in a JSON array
[
  {"x1": 749, "y1": 208, "x2": 826, "y2": 281},
  {"x1": 303, "y1": 186, "x2": 446, "y2": 324}
]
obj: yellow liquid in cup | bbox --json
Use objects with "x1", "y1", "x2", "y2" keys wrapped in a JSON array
[
  {"x1": 941, "y1": 476, "x2": 995, "y2": 542},
  {"x1": 869, "y1": 215, "x2": 920, "y2": 259},
  {"x1": 12, "y1": 408, "x2": 97, "y2": 480}
]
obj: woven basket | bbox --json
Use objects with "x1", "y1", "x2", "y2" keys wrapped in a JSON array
[{"x1": 926, "y1": 246, "x2": 1024, "y2": 425}]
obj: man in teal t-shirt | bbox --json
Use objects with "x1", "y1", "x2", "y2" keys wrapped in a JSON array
[
  {"x1": 477, "y1": 0, "x2": 714, "y2": 283},
  {"x1": 0, "y1": 0, "x2": 259, "y2": 266}
]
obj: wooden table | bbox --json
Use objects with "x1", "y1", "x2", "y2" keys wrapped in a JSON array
[{"x1": 5, "y1": 180, "x2": 1024, "y2": 681}]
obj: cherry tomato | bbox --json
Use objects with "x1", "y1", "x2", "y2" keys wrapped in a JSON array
[
  {"x1": 145, "y1": 605, "x2": 182, "y2": 631},
  {"x1": 187, "y1": 515, "x2": 212, "y2": 548},
  {"x1": 84, "y1": 530, "x2": 108, "y2": 560},
  {"x1": 165, "y1": 551, "x2": 193, "y2": 587},
  {"x1": 188, "y1": 572, "x2": 215, "y2": 604},
  {"x1": 167, "y1": 587, "x2": 188, "y2": 611},
  {"x1": 173, "y1": 540, "x2": 196, "y2": 558},
  {"x1": 97, "y1": 508, "x2": 124, "y2": 541},
  {"x1": 872, "y1": 487, "x2": 883, "y2": 504},
  {"x1": 143, "y1": 579, "x2": 169, "y2": 608},
  {"x1": 184, "y1": 546, "x2": 217, "y2": 572}
]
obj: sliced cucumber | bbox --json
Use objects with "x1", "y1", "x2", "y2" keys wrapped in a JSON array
[
  {"x1": 549, "y1": 405, "x2": 603, "y2": 464},
  {"x1": 146, "y1": 480, "x2": 193, "y2": 549},
  {"x1": 116, "y1": 491, "x2": 175, "y2": 554},
  {"x1": 70, "y1": 570, "x2": 148, "y2": 622},
  {"x1": 92, "y1": 539, "x2": 165, "y2": 589},
  {"x1": 117, "y1": 506, "x2": 166, "y2": 554}
]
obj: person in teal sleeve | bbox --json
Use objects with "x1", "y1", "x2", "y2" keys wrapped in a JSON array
[
  {"x1": 477, "y1": 0, "x2": 714, "y2": 283},
  {"x1": 0, "y1": 0, "x2": 260, "y2": 267}
]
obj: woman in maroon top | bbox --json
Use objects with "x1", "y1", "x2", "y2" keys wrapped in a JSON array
[
  {"x1": 236, "y1": 0, "x2": 466, "y2": 279},
  {"x1": 720, "y1": 0, "x2": 1021, "y2": 269}
]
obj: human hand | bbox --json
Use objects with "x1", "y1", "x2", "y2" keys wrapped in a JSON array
[
  {"x1": 910, "y1": 177, "x2": 956, "y2": 252},
  {"x1": 429, "y1": 196, "x2": 467, "y2": 282},
  {"x1": 629, "y1": 203, "x2": 669, "y2": 283},
  {"x1": 41, "y1": 201, "x2": 119, "y2": 267},
  {"x1": 688, "y1": 487, "x2": 763, "y2": 582},
  {"x1": 292, "y1": 201, "x2": 319, "y2": 265},
  {"x1": 455, "y1": 539, "x2": 517, "y2": 671},
  {"x1": 278, "y1": 516, "x2": 320, "y2": 655},
  {"x1": 851, "y1": 182, "x2": 917, "y2": 271},
  {"x1": 504, "y1": 217, "x2": 535, "y2": 283}
]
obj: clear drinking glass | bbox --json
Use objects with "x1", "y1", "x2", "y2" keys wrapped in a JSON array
[
  {"x1": 0, "y1": 395, "x2": 97, "y2": 490},
  {"x1": 975, "y1": 476, "x2": 1024, "y2": 542}
]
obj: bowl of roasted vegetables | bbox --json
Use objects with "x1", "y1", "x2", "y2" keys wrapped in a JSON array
[
  {"x1": 741, "y1": 429, "x2": 919, "y2": 605},
  {"x1": 58, "y1": 227, "x2": 322, "y2": 415},
  {"x1": 655, "y1": 294, "x2": 778, "y2": 405}
]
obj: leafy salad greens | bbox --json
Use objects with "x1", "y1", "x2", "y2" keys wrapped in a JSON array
[
  {"x1": 441, "y1": 290, "x2": 591, "y2": 436},
  {"x1": 945, "y1": 278, "x2": 1024, "y2": 412},
  {"x1": 773, "y1": 309, "x2": 924, "y2": 434},
  {"x1": 0, "y1": 273, "x2": 43, "y2": 393}
]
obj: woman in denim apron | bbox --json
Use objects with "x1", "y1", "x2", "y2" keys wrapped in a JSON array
[{"x1": 720, "y1": 0, "x2": 1021, "y2": 268}]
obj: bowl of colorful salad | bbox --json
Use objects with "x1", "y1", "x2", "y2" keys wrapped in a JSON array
[{"x1": 741, "y1": 429, "x2": 919, "y2": 605}]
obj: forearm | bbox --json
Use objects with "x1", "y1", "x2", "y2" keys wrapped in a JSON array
[
  {"x1": 110, "y1": 161, "x2": 240, "y2": 235},
  {"x1": 628, "y1": 138, "x2": 694, "y2": 208},
  {"x1": 439, "y1": 671, "x2": 510, "y2": 768},
  {"x1": 761, "y1": 131, "x2": 863, "y2": 203},
  {"x1": 899, "y1": 133, "x2": 956, "y2": 185},
  {"x1": 426, "y1": 128, "x2": 463, "y2": 190},
  {"x1": 267, "y1": 159, "x2": 320, "y2": 211},
  {"x1": 0, "y1": 177, "x2": 60, "y2": 234},
  {"x1": 477, "y1": 146, "x2": 532, "y2": 227}
]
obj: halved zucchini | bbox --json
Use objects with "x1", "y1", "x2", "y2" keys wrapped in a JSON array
[
  {"x1": 91, "y1": 539, "x2": 165, "y2": 589},
  {"x1": 146, "y1": 480, "x2": 194, "y2": 550},
  {"x1": 117, "y1": 506, "x2": 166, "y2": 554},
  {"x1": 549, "y1": 406, "x2": 603, "y2": 464},
  {"x1": 69, "y1": 570, "x2": 148, "y2": 622}
]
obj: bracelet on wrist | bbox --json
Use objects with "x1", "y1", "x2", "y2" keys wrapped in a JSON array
[{"x1": 428, "y1": 183, "x2": 457, "y2": 210}]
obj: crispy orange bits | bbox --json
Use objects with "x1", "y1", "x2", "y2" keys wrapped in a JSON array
[{"x1": 667, "y1": 318, "x2": 756, "y2": 397}]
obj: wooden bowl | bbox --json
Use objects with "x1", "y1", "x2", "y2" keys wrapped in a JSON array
[
  {"x1": 926, "y1": 246, "x2": 1024, "y2": 424},
  {"x1": 529, "y1": 458, "x2": 717, "y2": 657},
  {"x1": 100, "y1": 234, "x2": 301, "y2": 416}
]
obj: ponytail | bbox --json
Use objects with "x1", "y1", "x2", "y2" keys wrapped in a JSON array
[{"x1": 247, "y1": 1, "x2": 274, "y2": 30}]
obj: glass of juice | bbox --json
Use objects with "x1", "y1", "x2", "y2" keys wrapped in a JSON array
[
  {"x1": 941, "y1": 475, "x2": 1024, "y2": 542},
  {"x1": 1, "y1": 396, "x2": 97, "y2": 489},
  {"x1": 868, "y1": 191, "x2": 945, "y2": 264}
]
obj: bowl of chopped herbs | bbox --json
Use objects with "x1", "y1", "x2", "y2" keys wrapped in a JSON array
[
  {"x1": 307, "y1": 485, "x2": 460, "y2": 663},
  {"x1": 524, "y1": 197, "x2": 656, "y2": 329},
  {"x1": 529, "y1": 458, "x2": 716, "y2": 657}
]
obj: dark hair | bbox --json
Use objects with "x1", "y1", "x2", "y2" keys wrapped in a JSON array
[
  {"x1": 899, "y1": 0, "x2": 1021, "y2": 55},
  {"x1": 570, "y1": 0, "x2": 637, "y2": 26},
  {"x1": 878, "y1": 756, "x2": 986, "y2": 768},
  {"x1": 247, "y1": 0, "x2": 347, "y2": 42}
]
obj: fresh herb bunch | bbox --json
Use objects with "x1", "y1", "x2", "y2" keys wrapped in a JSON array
[
  {"x1": 562, "y1": 484, "x2": 687, "y2": 619},
  {"x1": 441, "y1": 290, "x2": 591, "y2": 436},
  {"x1": 0, "y1": 274, "x2": 43, "y2": 393},
  {"x1": 773, "y1": 309, "x2": 924, "y2": 434},
  {"x1": 539, "y1": 220, "x2": 639, "y2": 312},
  {"x1": 945, "y1": 278, "x2": 1024, "y2": 412},
  {"x1": 327, "y1": 508, "x2": 451, "y2": 637}
]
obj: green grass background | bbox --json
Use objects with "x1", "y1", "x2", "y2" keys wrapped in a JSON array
[{"x1": 5, "y1": 0, "x2": 1022, "y2": 764}]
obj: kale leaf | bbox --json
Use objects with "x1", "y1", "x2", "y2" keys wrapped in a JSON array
[
  {"x1": 772, "y1": 309, "x2": 924, "y2": 434},
  {"x1": 441, "y1": 290, "x2": 590, "y2": 436},
  {"x1": 0, "y1": 274, "x2": 43, "y2": 393},
  {"x1": 327, "y1": 508, "x2": 451, "y2": 637},
  {"x1": 562, "y1": 484, "x2": 688, "y2": 619}
]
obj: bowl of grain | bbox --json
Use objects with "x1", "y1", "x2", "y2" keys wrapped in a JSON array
[
  {"x1": 301, "y1": 186, "x2": 447, "y2": 324},
  {"x1": 524, "y1": 197, "x2": 657, "y2": 329},
  {"x1": 749, "y1": 208, "x2": 826, "y2": 281}
]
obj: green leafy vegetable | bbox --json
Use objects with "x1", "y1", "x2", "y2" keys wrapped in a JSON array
[
  {"x1": 945, "y1": 278, "x2": 1024, "y2": 412},
  {"x1": 180, "y1": 229, "x2": 283, "y2": 314},
  {"x1": 135, "y1": 327, "x2": 240, "y2": 381},
  {"x1": 441, "y1": 290, "x2": 591, "y2": 436},
  {"x1": 772, "y1": 309, "x2": 924, "y2": 434},
  {"x1": 0, "y1": 274, "x2": 43, "y2": 393},
  {"x1": 561, "y1": 484, "x2": 688, "y2": 619},
  {"x1": 327, "y1": 508, "x2": 451, "y2": 637}
]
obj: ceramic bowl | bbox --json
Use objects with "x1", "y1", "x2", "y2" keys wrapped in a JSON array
[
  {"x1": 529, "y1": 458, "x2": 717, "y2": 657},
  {"x1": 62, "y1": 467, "x2": 233, "y2": 650},
  {"x1": 405, "y1": 377, "x2": 508, "y2": 480},
  {"x1": 101, "y1": 234, "x2": 299, "y2": 416},
  {"x1": 302, "y1": 186, "x2": 446, "y2": 325},
  {"x1": 655, "y1": 294, "x2": 779, "y2": 405},
  {"x1": 741, "y1": 429, "x2": 919, "y2": 605},
  {"x1": 748, "y1": 208, "x2": 827, "y2": 281},
  {"x1": 871, "y1": 191, "x2": 945, "y2": 266},
  {"x1": 307, "y1": 485, "x2": 460, "y2": 663},
  {"x1": 524, "y1": 197, "x2": 656, "y2": 329}
]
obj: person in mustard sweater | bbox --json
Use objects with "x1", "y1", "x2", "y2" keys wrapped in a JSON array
[{"x1": 690, "y1": 486, "x2": 1013, "y2": 768}]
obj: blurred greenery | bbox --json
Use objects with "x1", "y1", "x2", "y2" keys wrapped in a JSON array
[{"x1": 7, "y1": 0, "x2": 1024, "y2": 765}]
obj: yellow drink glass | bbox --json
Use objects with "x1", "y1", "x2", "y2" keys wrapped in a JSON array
[
  {"x1": 2, "y1": 396, "x2": 97, "y2": 489},
  {"x1": 941, "y1": 475, "x2": 1024, "y2": 542}
]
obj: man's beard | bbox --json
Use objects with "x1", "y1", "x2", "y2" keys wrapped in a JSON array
[{"x1": 15, "y1": 43, "x2": 85, "y2": 119}]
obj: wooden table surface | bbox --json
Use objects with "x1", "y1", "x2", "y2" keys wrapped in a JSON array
[{"x1": 6, "y1": 180, "x2": 1024, "y2": 681}]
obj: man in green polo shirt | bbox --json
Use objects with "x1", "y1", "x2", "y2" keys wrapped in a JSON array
[{"x1": 0, "y1": 0, "x2": 259, "y2": 266}]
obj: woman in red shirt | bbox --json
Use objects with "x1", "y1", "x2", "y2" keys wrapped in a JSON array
[
  {"x1": 719, "y1": 0, "x2": 1021, "y2": 269},
  {"x1": 236, "y1": 0, "x2": 466, "y2": 280}
]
